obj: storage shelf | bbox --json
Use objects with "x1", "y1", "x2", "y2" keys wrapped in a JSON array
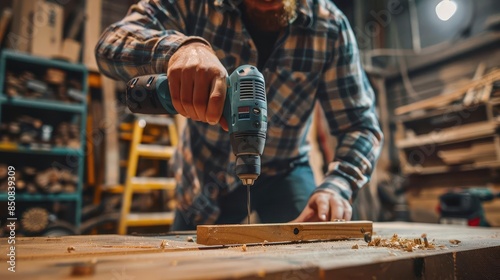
[
  {"x1": 0, "y1": 144, "x2": 81, "y2": 156},
  {"x1": 0, "y1": 95, "x2": 85, "y2": 112},
  {"x1": 0, "y1": 50, "x2": 88, "y2": 228},
  {"x1": 396, "y1": 103, "x2": 485, "y2": 123},
  {"x1": 1, "y1": 49, "x2": 87, "y2": 72},
  {"x1": 396, "y1": 120, "x2": 500, "y2": 149},
  {"x1": 0, "y1": 193, "x2": 79, "y2": 201},
  {"x1": 403, "y1": 160, "x2": 500, "y2": 175}
]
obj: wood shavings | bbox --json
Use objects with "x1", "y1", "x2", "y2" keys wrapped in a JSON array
[
  {"x1": 449, "y1": 239, "x2": 461, "y2": 246},
  {"x1": 67, "y1": 246, "x2": 75, "y2": 253},
  {"x1": 186, "y1": 236, "x2": 194, "y2": 242},
  {"x1": 351, "y1": 244, "x2": 359, "y2": 249},
  {"x1": 421, "y1": 233, "x2": 429, "y2": 247},
  {"x1": 160, "y1": 240, "x2": 168, "y2": 249},
  {"x1": 241, "y1": 244, "x2": 247, "y2": 252},
  {"x1": 367, "y1": 233, "x2": 443, "y2": 252},
  {"x1": 360, "y1": 228, "x2": 372, "y2": 243}
]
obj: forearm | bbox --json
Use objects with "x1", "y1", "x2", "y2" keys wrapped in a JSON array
[
  {"x1": 318, "y1": 123, "x2": 383, "y2": 201},
  {"x1": 94, "y1": 0, "x2": 209, "y2": 81}
]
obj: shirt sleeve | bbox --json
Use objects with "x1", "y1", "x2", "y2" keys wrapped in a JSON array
[
  {"x1": 94, "y1": 0, "x2": 210, "y2": 81},
  {"x1": 95, "y1": 0, "x2": 218, "y2": 225},
  {"x1": 315, "y1": 14, "x2": 384, "y2": 201}
]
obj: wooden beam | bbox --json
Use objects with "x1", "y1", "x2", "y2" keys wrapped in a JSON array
[
  {"x1": 84, "y1": 0, "x2": 102, "y2": 71},
  {"x1": 395, "y1": 69, "x2": 500, "y2": 115},
  {"x1": 100, "y1": 75, "x2": 119, "y2": 187},
  {"x1": 196, "y1": 221, "x2": 372, "y2": 245},
  {"x1": 395, "y1": 120, "x2": 500, "y2": 149}
]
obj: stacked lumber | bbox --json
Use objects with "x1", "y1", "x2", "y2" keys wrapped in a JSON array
[
  {"x1": 4, "y1": 69, "x2": 83, "y2": 103},
  {"x1": 0, "y1": 164, "x2": 78, "y2": 194},
  {"x1": 0, "y1": 116, "x2": 81, "y2": 149},
  {"x1": 395, "y1": 66, "x2": 500, "y2": 175},
  {"x1": 395, "y1": 68, "x2": 500, "y2": 115},
  {"x1": 437, "y1": 142, "x2": 497, "y2": 165}
]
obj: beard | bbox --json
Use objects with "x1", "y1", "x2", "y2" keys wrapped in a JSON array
[{"x1": 243, "y1": 0, "x2": 297, "y2": 32}]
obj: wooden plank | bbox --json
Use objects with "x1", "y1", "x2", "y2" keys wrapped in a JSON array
[
  {"x1": 463, "y1": 63, "x2": 487, "y2": 106},
  {"x1": 402, "y1": 160, "x2": 500, "y2": 175},
  {"x1": 395, "y1": 69, "x2": 500, "y2": 115},
  {"x1": 196, "y1": 221, "x2": 372, "y2": 245},
  {"x1": 437, "y1": 141, "x2": 496, "y2": 164},
  {"x1": 100, "y1": 75, "x2": 120, "y2": 187},
  {"x1": 395, "y1": 120, "x2": 500, "y2": 149}
]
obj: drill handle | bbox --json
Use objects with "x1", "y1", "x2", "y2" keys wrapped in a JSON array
[
  {"x1": 126, "y1": 74, "x2": 231, "y2": 121},
  {"x1": 126, "y1": 74, "x2": 177, "y2": 115}
]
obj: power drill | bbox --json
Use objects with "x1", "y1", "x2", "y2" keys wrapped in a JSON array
[{"x1": 125, "y1": 65, "x2": 267, "y2": 224}]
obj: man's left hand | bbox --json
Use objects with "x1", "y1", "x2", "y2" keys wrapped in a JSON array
[{"x1": 291, "y1": 190, "x2": 352, "y2": 222}]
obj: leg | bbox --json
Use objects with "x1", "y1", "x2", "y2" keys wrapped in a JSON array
[
  {"x1": 171, "y1": 209, "x2": 196, "y2": 231},
  {"x1": 255, "y1": 163, "x2": 316, "y2": 223},
  {"x1": 214, "y1": 184, "x2": 249, "y2": 224}
]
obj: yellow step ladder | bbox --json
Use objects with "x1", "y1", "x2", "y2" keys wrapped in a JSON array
[{"x1": 118, "y1": 115, "x2": 178, "y2": 235}]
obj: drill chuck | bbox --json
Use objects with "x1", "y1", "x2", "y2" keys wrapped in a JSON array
[{"x1": 235, "y1": 155, "x2": 260, "y2": 186}]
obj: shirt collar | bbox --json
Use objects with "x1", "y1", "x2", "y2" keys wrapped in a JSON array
[{"x1": 213, "y1": 0, "x2": 316, "y2": 30}]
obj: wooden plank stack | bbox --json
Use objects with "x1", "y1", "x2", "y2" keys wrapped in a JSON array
[{"x1": 394, "y1": 66, "x2": 500, "y2": 224}]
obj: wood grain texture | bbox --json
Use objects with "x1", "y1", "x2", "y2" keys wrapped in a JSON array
[
  {"x1": 0, "y1": 223, "x2": 498, "y2": 279},
  {"x1": 196, "y1": 221, "x2": 372, "y2": 245},
  {"x1": 0, "y1": 235, "x2": 203, "y2": 261}
]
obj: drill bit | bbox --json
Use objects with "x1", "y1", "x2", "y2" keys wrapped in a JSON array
[{"x1": 247, "y1": 185, "x2": 251, "y2": 224}]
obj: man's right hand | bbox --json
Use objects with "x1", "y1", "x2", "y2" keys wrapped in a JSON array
[{"x1": 167, "y1": 42, "x2": 228, "y2": 130}]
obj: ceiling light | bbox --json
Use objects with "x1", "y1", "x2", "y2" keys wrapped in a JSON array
[{"x1": 436, "y1": 0, "x2": 457, "y2": 21}]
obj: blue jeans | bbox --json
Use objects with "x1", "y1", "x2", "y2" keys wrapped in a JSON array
[{"x1": 171, "y1": 163, "x2": 316, "y2": 230}]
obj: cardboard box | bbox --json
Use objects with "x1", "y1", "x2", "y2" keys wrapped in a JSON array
[
  {"x1": 30, "y1": 1, "x2": 63, "y2": 58},
  {"x1": 0, "y1": 8, "x2": 13, "y2": 47},
  {"x1": 59, "y1": 38, "x2": 81, "y2": 63},
  {"x1": 6, "y1": 0, "x2": 38, "y2": 52}
]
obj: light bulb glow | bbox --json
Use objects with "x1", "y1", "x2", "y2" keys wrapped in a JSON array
[{"x1": 436, "y1": 0, "x2": 457, "y2": 21}]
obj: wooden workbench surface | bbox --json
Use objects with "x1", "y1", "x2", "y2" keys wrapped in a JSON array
[{"x1": 1, "y1": 222, "x2": 499, "y2": 279}]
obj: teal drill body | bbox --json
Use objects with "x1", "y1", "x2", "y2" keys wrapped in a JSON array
[{"x1": 126, "y1": 65, "x2": 267, "y2": 187}]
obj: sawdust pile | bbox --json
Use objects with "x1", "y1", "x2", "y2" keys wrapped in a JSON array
[{"x1": 366, "y1": 233, "x2": 448, "y2": 252}]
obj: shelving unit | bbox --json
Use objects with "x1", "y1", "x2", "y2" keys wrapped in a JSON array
[
  {"x1": 0, "y1": 49, "x2": 87, "y2": 228},
  {"x1": 396, "y1": 98, "x2": 500, "y2": 176},
  {"x1": 393, "y1": 69, "x2": 500, "y2": 225}
]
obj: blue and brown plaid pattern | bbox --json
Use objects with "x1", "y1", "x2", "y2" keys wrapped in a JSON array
[{"x1": 96, "y1": 0, "x2": 383, "y2": 225}]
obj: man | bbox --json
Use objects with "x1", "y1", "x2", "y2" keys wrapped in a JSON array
[{"x1": 95, "y1": 0, "x2": 383, "y2": 230}]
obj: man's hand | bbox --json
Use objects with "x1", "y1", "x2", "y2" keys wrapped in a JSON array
[
  {"x1": 291, "y1": 190, "x2": 352, "y2": 222},
  {"x1": 167, "y1": 42, "x2": 228, "y2": 130}
]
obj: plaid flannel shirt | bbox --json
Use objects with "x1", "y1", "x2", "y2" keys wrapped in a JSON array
[{"x1": 95, "y1": 0, "x2": 383, "y2": 225}]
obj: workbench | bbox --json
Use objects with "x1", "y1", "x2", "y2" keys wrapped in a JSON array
[{"x1": 1, "y1": 222, "x2": 499, "y2": 279}]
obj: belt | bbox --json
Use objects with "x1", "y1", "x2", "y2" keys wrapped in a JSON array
[{"x1": 261, "y1": 155, "x2": 309, "y2": 174}]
